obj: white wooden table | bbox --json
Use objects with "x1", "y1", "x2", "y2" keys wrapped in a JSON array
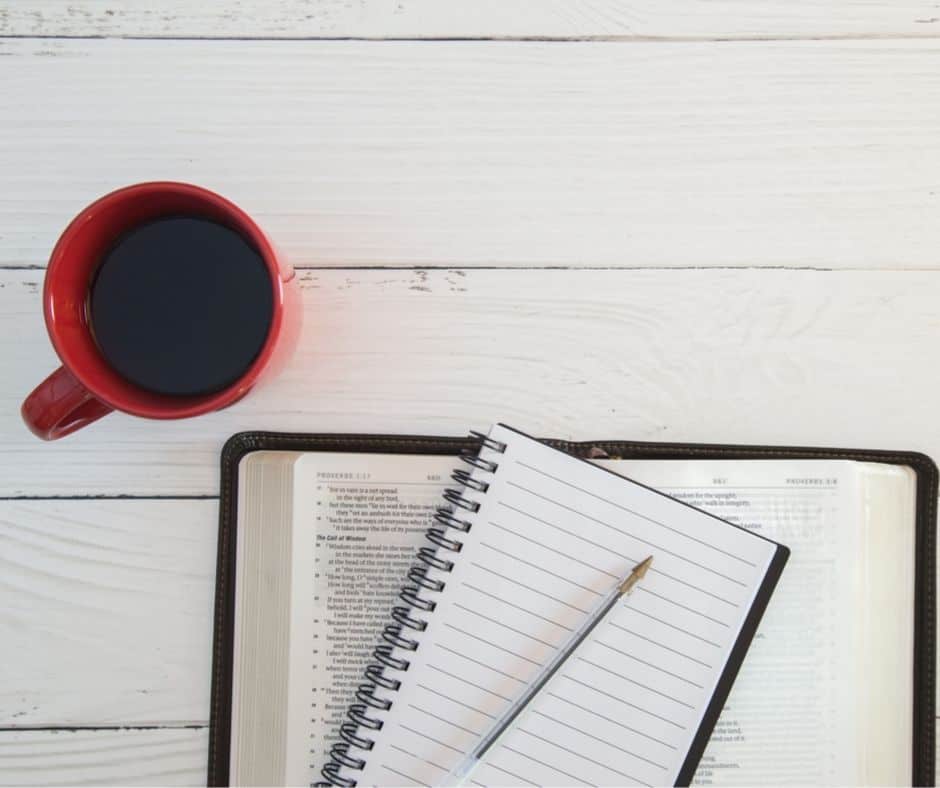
[{"x1": 2, "y1": 2, "x2": 940, "y2": 784}]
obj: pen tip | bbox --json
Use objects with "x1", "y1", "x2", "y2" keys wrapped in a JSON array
[
  {"x1": 619, "y1": 555, "x2": 654, "y2": 594},
  {"x1": 634, "y1": 555, "x2": 653, "y2": 579}
]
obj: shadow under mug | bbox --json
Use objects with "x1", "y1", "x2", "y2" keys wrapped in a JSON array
[{"x1": 21, "y1": 182, "x2": 301, "y2": 441}]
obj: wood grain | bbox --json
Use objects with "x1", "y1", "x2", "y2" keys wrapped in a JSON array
[
  {"x1": 0, "y1": 499, "x2": 215, "y2": 726},
  {"x1": 3, "y1": 38, "x2": 940, "y2": 269},
  {"x1": 5, "y1": 267, "x2": 940, "y2": 496},
  {"x1": 3, "y1": 1, "x2": 940, "y2": 40},
  {"x1": 0, "y1": 728, "x2": 207, "y2": 786}
]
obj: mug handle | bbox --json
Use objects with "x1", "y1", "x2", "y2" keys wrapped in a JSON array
[{"x1": 22, "y1": 366, "x2": 113, "y2": 441}]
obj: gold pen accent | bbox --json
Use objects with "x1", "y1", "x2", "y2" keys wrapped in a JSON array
[{"x1": 619, "y1": 554, "x2": 653, "y2": 595}]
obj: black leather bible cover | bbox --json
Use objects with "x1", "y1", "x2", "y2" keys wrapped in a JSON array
[{"x1": 208, "y1": 432, "x2": 937, "y2": 786}]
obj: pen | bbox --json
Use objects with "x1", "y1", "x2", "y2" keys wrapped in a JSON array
[{"x1": 442, "y1": 555, "x2": 654, "y2": 786}]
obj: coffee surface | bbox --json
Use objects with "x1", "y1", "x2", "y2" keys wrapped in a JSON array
[{"x1": 89, "y1": 216, "x2": 274, "y2": 396}]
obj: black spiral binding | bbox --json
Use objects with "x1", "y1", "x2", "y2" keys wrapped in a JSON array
[{"x1": 319, "y1": 431, "x2": 506, "y2": 787}]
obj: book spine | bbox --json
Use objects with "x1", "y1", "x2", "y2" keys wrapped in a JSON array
[{"x1": 319, "y1": 431, "x2": 506, "y2": 787}]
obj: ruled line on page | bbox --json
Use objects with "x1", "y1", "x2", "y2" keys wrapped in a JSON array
[
  {"x1": 546, "y1": 692, "x2": 678, "y2": 749},
  {"x1": 479, "y1": 541, "x2": 603, "y2": 595},
  {"x1": 399, "y1": 724, "x2": 465, "y2": 755},
  {"x1": 415, "y1": 683, "x2": 497, "y2": 719},
  {"x1": 505, "y1": 480, "x2": 750, "y2": 585},
  {"x1": 590, "y1": 642, "x2": 705, "y2": 688},
  {"x1": 497, "y1": 503, "x2": 742, "y2": 605},
  {"x1": 562, "y1": 675, "x2": 687, "y2": 729},
  {"x1": 389, "y1": 744, "x2": 450, "y2": 774},
  {"x1": 380, "y1": 764, "x2": 427, "y2": 786},
  {"x1": 515, "y1": 728, "x2": 652, "y2": 786},
  {"x1": 408, "y1": 704, "x2": 481, "y2": 736},
  {"x1": 516, "y1": 459, "x2": 759, "y2": 567},
  {"x1": 452, "y1": 602, "x2": 560, "y2": 648},
  {"x1": 483, "y1": 762, "x2": 539, "y2": 786},
  {"x1": 625, "y1": 605, "x2": 722, "y2": 648},
  {"x1": 531, "y1": 710, "x2": 668, "y2": 770},
  {"x1": 434, "y1": 643, "x2": 528, "y2": 683},
  {"x1": 442, "y1": 624, "x2": 544, "y2": 666},
  {"x1": 500, "y1": 744, "x2": 596, "y2": 786},
  {"x1": 489, "y1": 520, "x2": 619, "y2": 579},
  {"x1": 469, "y1": 562, "x2": 590, "y2": 613},
  {"x1": 425, "y1": 663, "x2": 516, "y2": 702},
  {"x1": 608, "y1": 621, "x2": 714, "y2": 667},
  {"x1": 575, "y1": 657, "x2": 696, "y2": 707},
  {"x1": 636, "y1": 587, "x2": 730, "y2": 627},
  {"x1": 462, "y1": 582, "x2": 574, "y2": 631}
]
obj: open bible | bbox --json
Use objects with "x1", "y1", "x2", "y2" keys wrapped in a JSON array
[{"x1": 208, "y1": 432, "x2": 935, "y2": 787}]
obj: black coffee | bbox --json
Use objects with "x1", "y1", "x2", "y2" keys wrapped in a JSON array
[{"x1": 89, "y1": 216, "x2": 274, "y2": 397}]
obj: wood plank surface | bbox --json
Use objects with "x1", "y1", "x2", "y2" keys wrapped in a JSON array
[
  {"x1": 0, "y1": 728, "x2": 207, "y2": 786},
  {"x1": 5, "y1": 266, "x2": 940, "y2": 496},
  {"x1": 3, "y1": 1, "x2": 940, "y2": 40},
  {"x1": 0, "y1": 499, "x2": 215, "y2": 726},
  {"x1": 3, "y1": 37, "x2": 940, "y2": 269}
]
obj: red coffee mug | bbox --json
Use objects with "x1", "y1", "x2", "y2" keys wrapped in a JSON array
[{"x1": 21, "y1": 182, "x2": 300, "y2": 440}]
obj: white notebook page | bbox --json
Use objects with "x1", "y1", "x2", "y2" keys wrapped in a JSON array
[{"x1": 355, "y1": 425, "x2": 783, "y2": 787}]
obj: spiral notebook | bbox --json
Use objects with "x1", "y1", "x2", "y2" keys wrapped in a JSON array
[
  {"x1": 210, "y1": 429, "x2": 935, "y2": 787},
  {"x1": 325, "y1": 424, "x2": 789, "y2": 786}
]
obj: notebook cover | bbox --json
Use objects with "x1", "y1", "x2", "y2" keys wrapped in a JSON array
[{"x1": 208, "y1": 432, "x2": 937, "y2": 787}]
